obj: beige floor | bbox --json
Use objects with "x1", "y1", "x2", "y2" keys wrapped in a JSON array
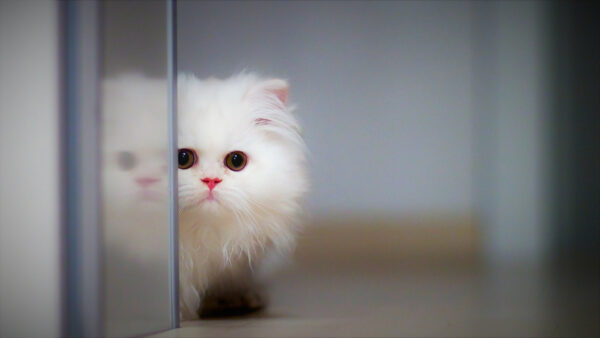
[{"x1": 153, "y1": 217, "x2": 599, "y2": 337}]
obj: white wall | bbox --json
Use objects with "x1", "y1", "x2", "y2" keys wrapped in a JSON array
[
  {"x1": 178, "y1": 1, "x2": 474, "y2": 217},
  {"x1": 0, "y1": 1, "x2": 62, "y2": 336}
]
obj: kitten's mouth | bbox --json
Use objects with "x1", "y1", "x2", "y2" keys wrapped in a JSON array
[{"x1": 199, "y1": 191, "x2": 219, "y2": 204}]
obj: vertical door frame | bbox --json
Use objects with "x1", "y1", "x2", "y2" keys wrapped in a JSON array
[
  {"x1": 167, "y1": 0, "x2": 180, "y2": 329},
  {"x1": 62, "y1": 1, "x2": 103, "y2": 336}
]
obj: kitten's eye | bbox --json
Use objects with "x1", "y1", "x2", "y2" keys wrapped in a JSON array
[
  {"x1": 224, "y1": 151, "x2": 247, "y2": 171},
  {"x1": 178, "y1": 148, "x2": 196, "y2": 169},
  {"x1": 117, "y1": 151, "x2": 136, "y2": 170}
]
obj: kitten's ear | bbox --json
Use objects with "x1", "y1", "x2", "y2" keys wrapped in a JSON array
[{"x1": 248, "y1": 79, "x2": 289, "y2": 105}]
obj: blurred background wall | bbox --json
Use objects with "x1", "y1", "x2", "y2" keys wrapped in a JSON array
[
  {"x1": 471, "y1": 2, "x2": 550, "y2": 262},
  {"x1": 178, "y1": 1, "x2": 600, "y2": 264}
]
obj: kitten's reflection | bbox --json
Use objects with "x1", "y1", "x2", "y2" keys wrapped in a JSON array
[
  {"x1": 102, "y1": 74, "x2": 169, "y2": 260},
  {"x1": 101, "y1": 74, "x2": 170, "y2": 330}
]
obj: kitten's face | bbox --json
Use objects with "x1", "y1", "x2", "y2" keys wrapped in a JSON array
[{"x1": 177, "y1": 74, "x2": 307, "y2": 223}]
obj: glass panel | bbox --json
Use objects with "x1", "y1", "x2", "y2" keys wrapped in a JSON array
[{"x1": 100, "y1": 1, "x2": 172, "y2": 336}]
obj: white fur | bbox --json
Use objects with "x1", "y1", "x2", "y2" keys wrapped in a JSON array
[{"x1": 177, "y1": 73, "x2": 308, "y2": 320}]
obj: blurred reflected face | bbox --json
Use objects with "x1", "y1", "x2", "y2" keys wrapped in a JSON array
[{"x1": 101, "y1": 75, "x2": 169, "y2": 209}]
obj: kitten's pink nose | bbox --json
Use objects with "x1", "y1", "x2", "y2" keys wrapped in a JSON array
[
  {"x1": 201, "y1": 177, "x2": 222, "y2": 191},
  {"x1": 136, "y1": 177, "x2": 159, "y2": 188}
]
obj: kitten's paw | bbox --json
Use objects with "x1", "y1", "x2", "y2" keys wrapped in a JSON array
[{"x1": 199, "y1": 289, "x2": 266, "y2": 318}]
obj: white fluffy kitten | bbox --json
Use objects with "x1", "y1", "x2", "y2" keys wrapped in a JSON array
[{"x1": 178, "y1": 73, "x2": 308, "y2": 320}]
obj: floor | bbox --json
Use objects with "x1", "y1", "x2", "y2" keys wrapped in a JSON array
[{"x1": 153, "y1": 217, "x2": 599, "y2": 337}]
